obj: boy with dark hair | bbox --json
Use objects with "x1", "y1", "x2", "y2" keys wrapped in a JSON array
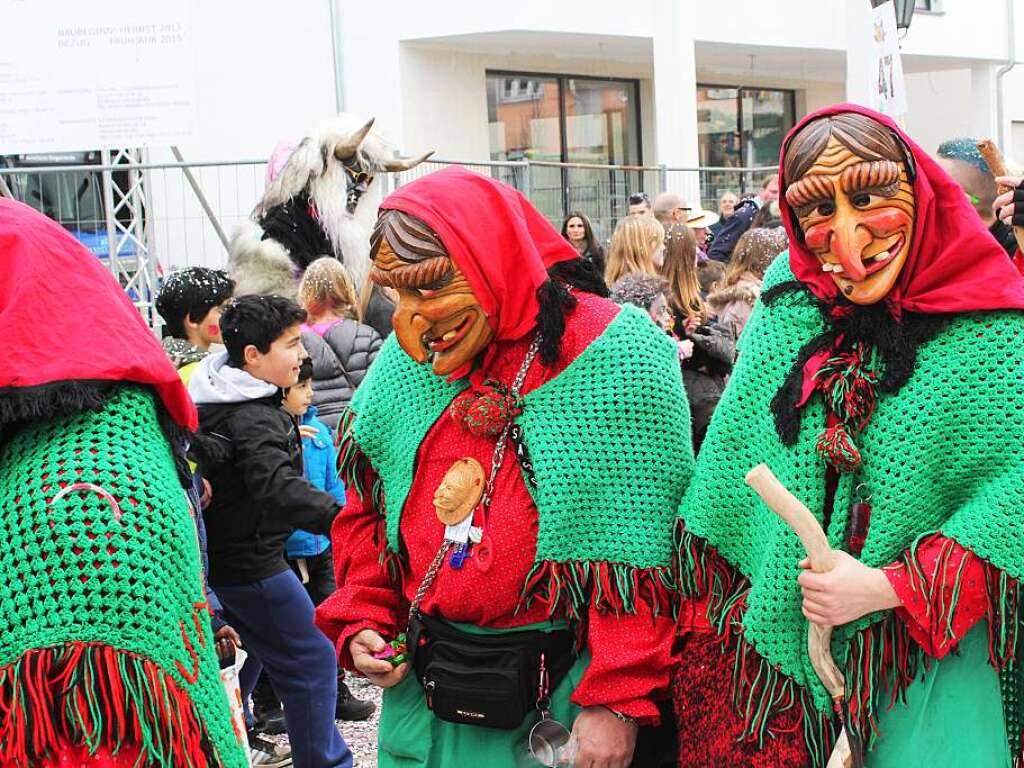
[
  {"x1": 189, "y1": 295, "x2": 353, "y2": 768},
  {"x1": 156, "y1": 267, "x2": 235, "y2": 385}
]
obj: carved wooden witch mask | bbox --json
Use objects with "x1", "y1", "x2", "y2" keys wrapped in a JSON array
[
  {"x1": 783, "y1": 112, "x2": 917, "y2": 305},
  {"x1": 369, "y1": 209, "x2": 495, "y2": 376}
]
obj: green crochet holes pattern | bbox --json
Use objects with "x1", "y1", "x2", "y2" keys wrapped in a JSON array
[
  {"x1": 680, "y1": 255, "x2": 1024, "y2": 715},
  {"x1": 0, "y1": 387, "x2": 246, "y2": 767},
  {"x1": 349, "y1": 304, "x2": 693, "y2": 573}
]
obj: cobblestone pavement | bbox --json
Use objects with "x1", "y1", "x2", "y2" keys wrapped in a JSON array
[
  {"x1": 269, "y1": 675, "x2": 382, "y2": 767},
  {"x1": 338, "y1": 676, "x2": 383, "y2": 767}
]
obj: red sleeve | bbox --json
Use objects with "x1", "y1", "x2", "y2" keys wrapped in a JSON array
[
  {"x1": 881, "y1": 533, "x2": 989, "y2": 659},
  {"x1": 314, "y1": 464, "x2": 402, "y2": 670},
  {"x1": 570, "y1": 593, "x2": 676, "y2": 725}
]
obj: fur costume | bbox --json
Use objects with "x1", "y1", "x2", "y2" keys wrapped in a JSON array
[{"x1": 229, "y1": 114, "x2": 431, "y2": 298}]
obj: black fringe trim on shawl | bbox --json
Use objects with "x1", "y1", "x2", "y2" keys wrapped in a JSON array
[
  {"x1": 762, "y1": 282, "x2": 951, "y2": 445},
  {"x1": 0, "y1": 380, "x2": 194, "y2": 489}
]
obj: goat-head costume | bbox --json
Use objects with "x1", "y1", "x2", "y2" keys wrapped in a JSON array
[{"x1": 229, "y1": 114, "x2": 432, "y2": 298}]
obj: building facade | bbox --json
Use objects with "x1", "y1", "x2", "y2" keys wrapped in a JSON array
[{"x1": 24, "y1": 0, "x2": 1021, "y2": 272}]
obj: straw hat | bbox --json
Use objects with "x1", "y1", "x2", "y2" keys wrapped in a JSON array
[{"x1": 686, "y1": 207, "x2": 719, "y2": 229}]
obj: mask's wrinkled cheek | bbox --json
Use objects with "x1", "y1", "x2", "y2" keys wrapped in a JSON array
[
  {"x1": 804, "y1": 223, "x2": 829, "y2": 252},
  {"x1": 858, "y1": 207, "x2": 912, "y2": 234}
]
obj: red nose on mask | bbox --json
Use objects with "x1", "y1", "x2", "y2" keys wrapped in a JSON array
[
  {"x1": 831, "y1": 230, "x2": 868, "y2": 282},
  {"x1": 805, "y1": 217, "x2": 875, "y2": 282}
]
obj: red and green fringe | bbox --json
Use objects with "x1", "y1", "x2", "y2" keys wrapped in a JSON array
[
  {"x1": 675, "y1": 521, "x2": 838, "y2": 767},
  {"x1": 675, "y1": 521, "x2": 1024, "y2": 766},
  {"x1": 814, "y1": 342, "x2": 881, "y2": 431},
  {"x1": 518, "y1": 559, "x2": 675, "y2": 624},
  {"x1": 0, "y1": 643, "x2": 214, "y2": 768},
  {"x1": 335, "y1": 408, "x2": 406, "y2": 584}
]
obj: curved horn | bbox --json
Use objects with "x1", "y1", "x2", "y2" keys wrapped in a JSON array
[
  {"x1": 381, "y1": 151, "x2": 435, "y2": 172},
  {"x1": 333, "y1": 117, "x2": 376, "y2": 160}
]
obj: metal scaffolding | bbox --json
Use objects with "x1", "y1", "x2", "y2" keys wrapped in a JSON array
[{"x1": 100, "y1": 148, "x2": 161, "y2": 330}]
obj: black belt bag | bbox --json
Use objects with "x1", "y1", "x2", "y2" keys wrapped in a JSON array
[{"x1": 409, "y1": 610, "x2": 577, "y2": 730}]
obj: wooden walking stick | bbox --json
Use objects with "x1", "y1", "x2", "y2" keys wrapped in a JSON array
[
  {"x1": 977, "y1": 139, "x2": 1024, "y2": 255},
  {"x1": 745, "y1": 464, "x2": 854, "y2": 768}
]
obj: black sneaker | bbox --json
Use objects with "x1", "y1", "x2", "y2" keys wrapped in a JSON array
[
  {"x1": 252, "y1": 672, "x2": 288, "y2": 735},
  {"x1": 253, "y1": 709, "x2": 288, "y2": 736},
  {"x1": 248, "y1": 732, "x2": 292, "y2": 767},
  {"x1": 336, "y1": 680, "x2": 376, "y2": 721}
]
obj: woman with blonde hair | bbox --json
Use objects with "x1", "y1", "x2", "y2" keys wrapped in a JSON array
[
  {"x1": 297, "y1": 257, "x2": 383, "y2": 430},
  {"x1": 605, "y1": 213, "x2": 664, "y2": 286},
  {"x1": 658, "y1": 222, "x2": 735, "y2": 451},
  {"x1": 659, "y1": 224, "x2": 705, "y2": 330},
  {"x1": 707, "y1": 227, "x2": 788, "y2": 337}
]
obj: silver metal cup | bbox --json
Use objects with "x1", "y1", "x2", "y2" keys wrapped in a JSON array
[{"x1": 527, "y1": 710, "x2": 576, "y2": 766}]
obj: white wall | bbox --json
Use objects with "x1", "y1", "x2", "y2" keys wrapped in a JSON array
[
  {"x1": 136, "y1": 0, "x2": 1024, "y2": 269},
  {"x1": 154, "y1": 0, "x2": 337, "y2": 163},
  {"x1": 143, "y1": 0, "x2": 340, "y2": 271},
  {"x1": 903, "y1": 69, "x2": 973, "y2": 156}
]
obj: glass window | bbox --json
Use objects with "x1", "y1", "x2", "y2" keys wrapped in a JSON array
[
  {"x1": 564, "y1": 78, "x2": 638, "y2": 165},
  {"x1": 487, "y1": 72, "x2": 640, "y2": 238},
  {"x1": 697, "y1": 85, "x2": 794, "y2": 169},
  {"x1": 740, "y1": 88, "x2": 794, "y2": 168},
  {"x1": 697, "y1": 87, "x2": 740, "y2": 168},
  {"x1": 487, "y1": 74, "x2": 561, "y2": 163},
  {"x1": 696, "y1": 85, "x2": 794, "y2": 210}
]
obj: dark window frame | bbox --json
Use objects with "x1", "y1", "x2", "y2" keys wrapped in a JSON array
[
  {"x1": 696, "y1": 83, "x2": 796, "y2": 167},
  {"x1": 487, "y1": 69, "x2": 643, "y2": 223},
  {"x1": 486, "y1": 69, "x2": 644, "y2": 165}
]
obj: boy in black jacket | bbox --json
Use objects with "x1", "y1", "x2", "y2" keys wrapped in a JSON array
[{"x1": 190, "y1": 295, "x2": 353, "y2": 768}]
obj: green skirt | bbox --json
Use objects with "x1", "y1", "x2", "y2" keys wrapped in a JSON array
[
  {"x1": 868, "y1": 624, "x2": 1009, "y2": 767},
  {"x1": 377, "y1": 620, "x2": 587, "y2": 768}
]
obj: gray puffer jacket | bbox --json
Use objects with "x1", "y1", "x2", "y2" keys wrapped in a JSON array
[{"x1": 301, "y1": 319, "x2": 383, "y2": 431}]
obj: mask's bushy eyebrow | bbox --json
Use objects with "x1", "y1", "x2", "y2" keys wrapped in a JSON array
[
  {"x1": 370, "y1": 255, "x2": 454, "y2": 289},
  {"x1": 839, "y1": 160, "x2": 901, "y2": 194},
  {"x1": 785, "y1": 175, "x2": 835, "y2": 210}
]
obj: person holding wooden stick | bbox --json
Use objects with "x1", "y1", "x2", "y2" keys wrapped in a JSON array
[
  {"x1": 934, "y1": 138, "x2": 1021, "y2": 259},
  {"x1": 673, "y1": 104, "x2": 1024, "y2": 768}
]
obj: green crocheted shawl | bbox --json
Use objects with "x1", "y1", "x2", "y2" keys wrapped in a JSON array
[
  {"x1": 343, "y1": 304, "x2": 693, "y2": 617},
  {"x1": 0, "y1": 387, "x2": 246, "y2": 767},
  {"x1": 678, "y1": 256, "x2": 1024, "y2": 761}
]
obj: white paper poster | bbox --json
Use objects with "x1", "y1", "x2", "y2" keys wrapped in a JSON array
[
  {"x1": 870, "y1": 1, "x2": 909, "y2": 118},
  {"x1": 0, "y1": 0, "x2": 196, "y2": 153}
]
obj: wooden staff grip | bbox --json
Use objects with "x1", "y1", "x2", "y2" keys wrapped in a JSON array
[
  {"x1": 978, "y1": 139, "x2": 1011, "y2": 187},
  {"x1": 745, "y1": 464, "x2": 852, "y2": 766},
  {"x1": 977, "y1": 139, "x2": 1024, "y2": 255},
  {"x1": 745, "y1": 464, "x2": 835, "y2": 573}
]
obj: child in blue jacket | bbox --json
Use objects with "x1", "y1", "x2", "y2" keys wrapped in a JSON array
[{"x1": 281, "y1": 357, "x2": 345, "y2": 602}]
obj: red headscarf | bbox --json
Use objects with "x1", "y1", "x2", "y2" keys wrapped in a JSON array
[
  {"x1": 379, "y1": 166, "x2": 579, "y2": 343},
  {"x1": 0, "y1": 198, "x2": 197, "y2": 430},
  {"x1": 780, "y1": 103, "x2": 1024, "y2": 316}
]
